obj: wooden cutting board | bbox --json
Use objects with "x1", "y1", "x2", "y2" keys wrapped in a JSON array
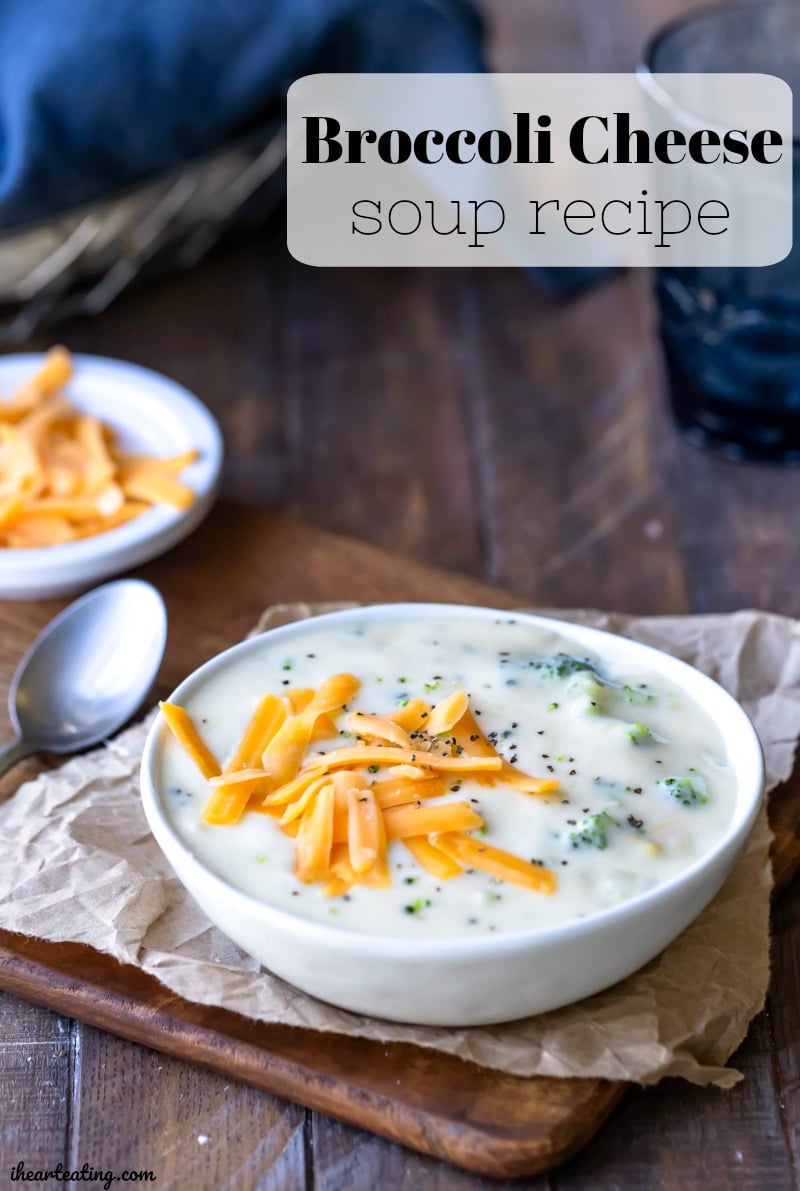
[{"x1": 0, "y1": 503, "x2": 797, "y2": 1179}]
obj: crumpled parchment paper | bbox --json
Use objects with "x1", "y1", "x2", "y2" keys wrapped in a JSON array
[{"x1": 2, "y1": 602, "x2": 796, "y2": 1088}]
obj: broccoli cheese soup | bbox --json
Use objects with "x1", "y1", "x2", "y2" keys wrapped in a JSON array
[{"x1": 157, "y1": 612, "x2": 738, "y2": 940}]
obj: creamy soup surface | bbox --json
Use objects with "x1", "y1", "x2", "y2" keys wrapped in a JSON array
[{"x1": 158, "y1": 615, "x2": 738, "y2": 938}]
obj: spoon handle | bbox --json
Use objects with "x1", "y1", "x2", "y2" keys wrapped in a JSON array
[{"x1": 0, "y1": 738, "x2": 32, "y2": 779}]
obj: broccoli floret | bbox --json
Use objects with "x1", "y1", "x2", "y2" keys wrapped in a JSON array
[
  {"x1": 658, "y1": 776, "x2": 708, "y2": 806},
  {"x1": 403, "y1": 897, "x2": 432, "y2": 915},
  {"x1": 529, "y1": 652, "x2": 596, "y2": 679},
  {"x1": 626, "y1": 721, "x2": 653, "y2": 745},
  {"x1": 575, "y1": 674, "x2": 605, "y2": 699},
  {"x1": 568, "y1": 671, "x2": 608, "y2": 715},
  {"x1": 568, "y1": 810, "x2": 619, "y2": 850},
  {"x1": 622, "y1": 683, "x2": 655, "y2": 707}
]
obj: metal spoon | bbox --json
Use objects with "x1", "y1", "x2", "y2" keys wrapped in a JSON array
[{"x1": 0, "y1": 579, "x2": 167, "y2": 778}]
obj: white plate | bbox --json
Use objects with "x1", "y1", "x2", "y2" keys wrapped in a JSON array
[{"x1": 0, "y1": 353, "x2": 223, "y2": 599}]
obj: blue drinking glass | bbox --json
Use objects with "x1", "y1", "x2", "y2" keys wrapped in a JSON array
[{"x1": 642, "y1": 2, "x2": 800, "y2": 462}]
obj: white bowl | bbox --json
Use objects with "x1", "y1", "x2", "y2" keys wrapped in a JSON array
[
  {"x1": 139, "y1": 604, "x2": 765, "y2": 1027},
  {"x1": 0, "y1": 353, "x2": 223, "y2": 599}
]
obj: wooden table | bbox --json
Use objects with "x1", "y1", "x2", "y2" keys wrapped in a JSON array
[{"x1": 3, "y1": 1, "x2": 800, "y2": 1186}]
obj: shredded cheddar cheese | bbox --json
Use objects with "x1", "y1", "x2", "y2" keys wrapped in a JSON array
[
  {"x1": 0, "y1": 347, "x2": 199, "y2": 548},
  {"x1": 160, "y1": 677, "x2": 559, "y2": 898}
]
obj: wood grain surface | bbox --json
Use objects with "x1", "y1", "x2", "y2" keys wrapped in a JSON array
[
  {"x1": 0, "y1": 929, "x2": 621, "y2": 1181},
  {"x1": 3, "y1": 0, "x2": 800, "y2": 1186}
]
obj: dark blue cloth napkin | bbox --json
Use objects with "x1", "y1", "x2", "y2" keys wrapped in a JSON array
[
  {"x1": 0, "y1": 0, "x2": 605, "y2": 293},
  {"x1": 0, "y1": 0, "x2": 485, "y2": 231}
]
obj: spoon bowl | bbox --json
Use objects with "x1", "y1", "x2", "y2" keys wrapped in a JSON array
[{"x1": 2, "y1": 580, "x2": 167, "y2": 775}]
